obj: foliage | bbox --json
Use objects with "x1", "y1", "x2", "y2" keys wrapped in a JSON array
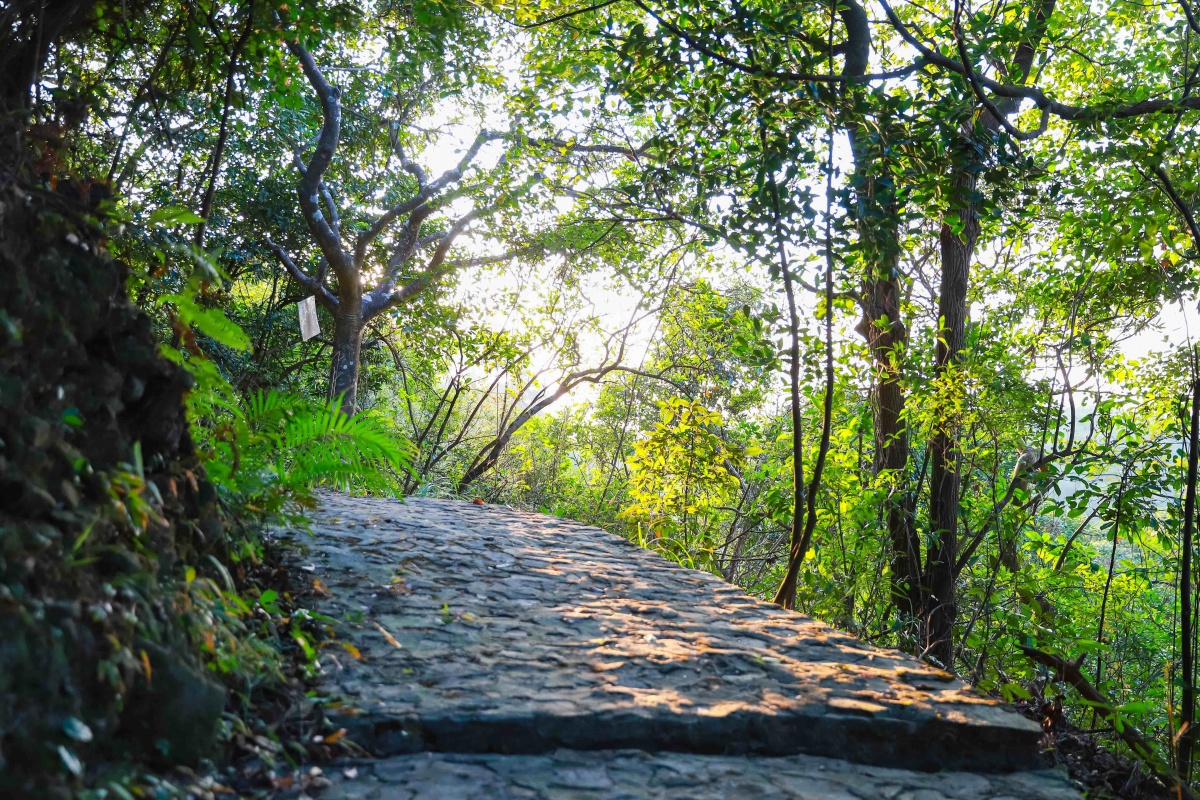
[
  {"x1": 16, "y1": 0, "x2": 1200, "y2": 792},
  {"x1": 200, "y1": 388, "x2": 414, "y2": 513},
  {"x1": 623, "y1": 399, "x2": 747, "y2": 570}
]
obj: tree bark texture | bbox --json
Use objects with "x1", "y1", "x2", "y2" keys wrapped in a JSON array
[
  {"x1": 923, "y1": 0, "x2": 1056, "y2": 670},
  {"x1": 330, "y1": 308, "x2": 364, "y2": 415}
]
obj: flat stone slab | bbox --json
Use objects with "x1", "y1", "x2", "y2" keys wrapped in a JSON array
[
  {"x1": 290, "y1": 495, "x2": 1047, "y2": 774},
  {"x1": 313, "y1": 751, "x2": 1080, "y2": 799}
]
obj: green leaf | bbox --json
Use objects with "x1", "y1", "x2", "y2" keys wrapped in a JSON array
[
  {"x1": 148, "y1": 206, "x2": 204, "y2": 226},
  {"x1": 1000, "y1": 682, "x2": 1032, "y2": 701},
  {"x1": 260, "y1": 589, "x2": 281, "y2": 615},
  {"x1": 158, "y1": 292, "x2": 252, "y2": 351},
  {"x1": 57, "y1": 745, "x2": 83, "y2": 777},
  {"x1": 62, "y1": 717, "x2": 93, "y2": 743}
]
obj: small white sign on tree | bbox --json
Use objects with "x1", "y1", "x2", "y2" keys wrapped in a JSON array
[{"x1": 298, "y1": 296, "x2": 320, "y2": 342}]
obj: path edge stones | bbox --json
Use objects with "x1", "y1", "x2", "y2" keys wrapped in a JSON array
[{"x1": 337, "y1": 704, "x2": 1044, "y2": 773}]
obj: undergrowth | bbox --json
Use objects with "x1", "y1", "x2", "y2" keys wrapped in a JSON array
[{"x1": 0, "y1": 190, "x2": 412, "y2": 798}]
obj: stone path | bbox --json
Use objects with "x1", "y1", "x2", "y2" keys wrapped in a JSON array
[{"x1": 285, "y1": 494, "x2": 1081, "y2": 799}]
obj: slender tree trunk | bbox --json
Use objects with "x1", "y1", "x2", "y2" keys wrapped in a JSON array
[
  {"x1": 768, "y1": 172, "x2": 806, "y2": 610},
  {"x1": 925, "y1": 165, "x2": 979, "y2": 670},
  {"x1": 457, "y1": 397, "x2": 543, "y2": 494},
  {"x1": 106, "y1": 15, "x2": 186, "y2": 185},
  {"x1": 773, "y1": 127, "x2": 837, "y2": 609},
  {"x1": 457, "y1": 428, "x2": 512, "y2": 493},
  {"x1": 195, "y1": 1, "x2": 255, "y2": 248},
  {"x1": 1093, "y1": 466, "x2": 1130, "y2": 722},
  {"x1": 772, "y1": 232, "x2": 806, "y2": 609},
  {"x1": 864, "y1": 265, "x2": 920, "y2": 616},
  {"x1": 722, "y1": 497, "x2": 748, "y2": 582},
  {"x1": 1180, "y1": 368, "x2": 1200, "y2": 776},
  {"x1": 922, "y1": 0, "x2": 1057, "y2": 673}
]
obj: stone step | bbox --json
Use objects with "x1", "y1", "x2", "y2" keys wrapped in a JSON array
[
  {"x1": 312, "y1": 750, "x2": 1082, "y2": 799},
  {"x1": 292, "y1": 496, "x2": 1050, "y2": 776}
]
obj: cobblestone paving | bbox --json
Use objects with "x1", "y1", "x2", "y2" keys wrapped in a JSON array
[
  {"x1": 289, "y1": 495, "x2": 1080, "y2": 798},
  {"x1": 313, "y1": 751, "x2": 1080, "y2": 799}
]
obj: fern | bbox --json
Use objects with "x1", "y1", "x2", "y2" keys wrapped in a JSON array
[
  {"x1": 160, "y1": 268, "x2": 411, "y2": 516},
  {"x1": 196, "y1": 386, "x2": 413, "y2": 517}
]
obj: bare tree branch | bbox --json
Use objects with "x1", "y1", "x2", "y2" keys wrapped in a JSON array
[
  {"x1": 264, "y1": 234, "x2": 339, "y2": 310},
  {"x1": 877, "y1": 0, "x2": 1200, "y2": 124},
  {"x1": 283, "y1": 37, "x2": 351, "y2": 275},
  {"x1": 628, "y1": 0, "x2": 920, "y2": 84},
  {"x1": 1151, "y1": 164, "x2": 1200, "y2": 249},
  {"x1": 361, "y1": 209, "x2": 480, "y2": 320},
  {"x1": 1020, "y1": 646, "x2": 1196, "y2": 800},
  {"x1": 354, "y1": 130, "x2": 502, "y2": 268},
  {"x1": 389, "y1": 121, "x2": 428, "y2": 187},
  {"x1": 519, "y1": 134, "x2": 652, "y2": 161}
]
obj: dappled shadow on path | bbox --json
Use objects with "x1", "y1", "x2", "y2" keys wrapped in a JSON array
[{"x1": 285, "y1": 494, "x2": 1042, "y2": 773}]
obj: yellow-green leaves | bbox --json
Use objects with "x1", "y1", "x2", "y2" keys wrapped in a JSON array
[{"x1": 622, "y1": 399, "x2": 745, "y2": 566}]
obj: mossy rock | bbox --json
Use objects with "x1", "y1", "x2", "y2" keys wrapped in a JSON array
[{"x1": 120, "y1": 641, "x2": 226, "y2": 766}]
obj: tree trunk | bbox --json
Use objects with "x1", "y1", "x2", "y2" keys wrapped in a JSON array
[
  {"x1": 1180, "y1": 368, "x2": 1200, "y2": 776},
  {"x1": 773, "y1": 143, "x2": 837, "y2": 609},
  {"x1": 456, "y1": 373, "x2": 600, "y2": 495},
  {"x1": 456, "y1": 434, "x2": 509, "y2": 494},
  {"x1": 330, "y1": 308, "x2": 363, "y2": 416},
  {"x1": 772, "y1": 249, "x2": 806, "y2": 609},
  {"x1": 861, "y1": 264, "x2": 921, "y2": 620},
  {"x1": 195, "y1": 1, "x2": 255, "y2": 248},
  {"x1": 847, "y1": 125, "x2": 920, "y2": 626},
  {"x1": 921, "y1": 0, "x2": 1056, "y2": 672},
  {"x1": 832, "y1": 1, "x2": 921, "y2": 628},
  {"x1": 769, "y1": 173, "x2": 806, "y2": 610},
  {"x1": 925, "y1": 167, "x2": 979, "y2": 670},
  {"x1": 0, "y1": 0, "x2": 94, "y2": 113}
]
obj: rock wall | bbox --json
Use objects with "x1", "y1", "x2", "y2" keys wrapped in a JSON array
[{"x1": 0, "y1": 186, "x2": 224, "y2": 797}]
